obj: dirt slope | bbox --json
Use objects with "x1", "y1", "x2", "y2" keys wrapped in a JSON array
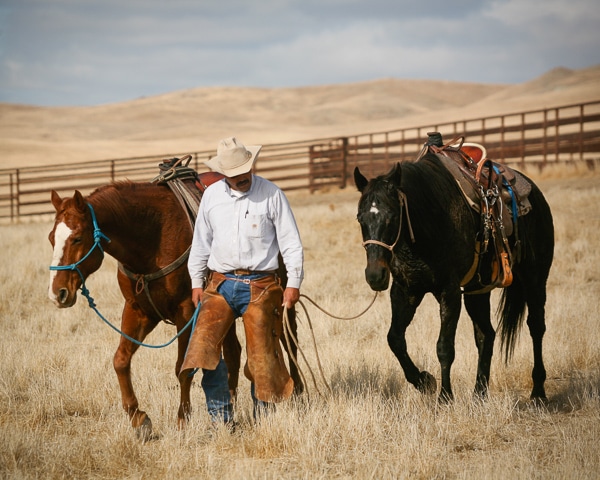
[{"x1": 1, "y1": 65, "x2": 598, "y2": 168}]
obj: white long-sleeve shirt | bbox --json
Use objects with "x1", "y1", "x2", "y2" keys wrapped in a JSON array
[{"x1": 188, "y1": 175, "x2": 304, "y2": 289}]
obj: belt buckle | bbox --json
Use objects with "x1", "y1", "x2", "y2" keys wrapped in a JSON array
[{"x1": 241, "y1": 278, "x2": 251, "y2": 284}]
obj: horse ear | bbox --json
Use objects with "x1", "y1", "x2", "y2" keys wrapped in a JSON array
[
  {"x1": 73, "y1": 190, "x2": 87, "y2": 212},
  {"x1": 354, "y1": 166, "x2": 369, "y2": 192},
  {"x1": 50, "y1": 190, "x2": 62, "y2": 211},
  {"x1": 389, "y1": 163, "x2": 402, "y2": 188}
]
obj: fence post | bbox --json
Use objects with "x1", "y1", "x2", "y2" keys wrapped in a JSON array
[
  {"x1": 543, "y1": 108, "x2": 548, "y2": 167},
  {"x1": 554, "y1": 108, "x2": 559, "y2": 161},
  {"x1": 500, "y1": 115, "x2": 505, "y2": 160},
  {"x1": 340, "y1": 137, "x2": 348, "y2": 189},
  {"x1": 15, "y1": 169, "x2": 21, "y2": 221},
  {"x1": 579, "y1": 104, "x2": 584, "y2": 161},
  {"x1": 520, "y1": 113, "x2": 525, "y2": 169},
  {"x1": 10, "y1": 172, "x2": 15, "y2": 223}
]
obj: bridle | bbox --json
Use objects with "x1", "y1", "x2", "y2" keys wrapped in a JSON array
[
  {"x1": 361, "y1": 190, "x2": 415, "y2": 252},
  {"x1": 49, "y1": 203, "x2": 111, "y2": 283}
]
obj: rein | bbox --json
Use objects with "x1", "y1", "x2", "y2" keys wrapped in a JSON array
[{"x1": 362, "y1": 190, "x2": 415, "y2": 251}]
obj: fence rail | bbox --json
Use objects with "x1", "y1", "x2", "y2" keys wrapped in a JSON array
[{"x1": 1, "y1": 100, "x2": 599, "y2": 223}]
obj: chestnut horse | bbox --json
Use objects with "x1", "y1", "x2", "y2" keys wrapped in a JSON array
[
  {"x1": 48, "y1": 178, "x2": 302, "y2": 437},
  {"x1": 354, "y1": 149, "x2": 554, "y2": 403}
]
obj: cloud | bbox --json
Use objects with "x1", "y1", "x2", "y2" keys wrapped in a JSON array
[{"x1": 0, "y1": 0, "x2": 598, "y2": 106}]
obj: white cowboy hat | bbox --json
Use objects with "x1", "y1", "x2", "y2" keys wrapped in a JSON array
[{"x1": 204, "y1": 137, "x2": 262, "y2": 177}]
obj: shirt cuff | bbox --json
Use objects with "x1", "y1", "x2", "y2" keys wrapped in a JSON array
[
  {"x1": 285, "y1": 276, "x2": 302, "y2": 289},
  {"x1": 191, "y1": 277, "x2": 205, "y2": 289}
]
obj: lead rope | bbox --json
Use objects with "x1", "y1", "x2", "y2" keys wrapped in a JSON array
[
  {"x1": 281, "y1": 291, "x2": 379, "y2": 399},
  {"x1": 77, "y1": 276, "x2": 199, "y2": 349}
]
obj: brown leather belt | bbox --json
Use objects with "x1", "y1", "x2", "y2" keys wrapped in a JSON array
[
  {"x1": 227, "y1": 269, "x2": 277, "y2": 276},
  {"x1": 213, "y1": 270, "x2": 279, "y2": 286}
]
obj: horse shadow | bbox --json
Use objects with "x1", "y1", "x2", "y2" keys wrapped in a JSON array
[
  {"x1": 328, "y1": 363, "x2": 410, "y2": 401},
  {"x1": 327, "y1": 362, "x2": 600, "y2": 415},
  {"x1": 522, "y1": 370, "x2": 600, "y2": 414}
]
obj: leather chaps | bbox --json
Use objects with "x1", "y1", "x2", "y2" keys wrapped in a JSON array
[{"x1": 178, "y1": 272, "x2": 294, "y2": 403}]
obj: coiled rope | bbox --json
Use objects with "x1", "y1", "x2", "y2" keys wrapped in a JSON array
[{"x1": 282, "y1": 291, "x2": 379, "y2": 399}]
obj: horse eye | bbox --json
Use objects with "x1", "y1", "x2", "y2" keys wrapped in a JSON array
[{"x1": 72, "y1": 236, "x2": 82, "y2": 244}]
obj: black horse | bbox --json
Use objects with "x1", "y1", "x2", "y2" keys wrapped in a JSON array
[{"x1": 354, "y1": 147, "x2": 554, "y2": 402}]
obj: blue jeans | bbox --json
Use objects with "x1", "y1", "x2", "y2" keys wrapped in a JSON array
[{"x1": 201, "y1": 356, "x2": 233, "y2": 423}]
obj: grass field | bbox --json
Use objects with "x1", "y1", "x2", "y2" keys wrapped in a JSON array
[{"x1": 1, "y1": 172, "x2": 599, "y2": 479}]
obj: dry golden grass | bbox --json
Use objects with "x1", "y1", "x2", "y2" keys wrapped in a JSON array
[{"x1": 1, "y1": 170, "x2": 599, "y2": 479}]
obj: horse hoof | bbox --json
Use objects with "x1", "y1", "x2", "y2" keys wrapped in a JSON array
[
  {"x1": 417, "y1": 371, "x2": 437, "y2": 395},
  {"x1": 135, "y1": 416, "x2": 154, "y2": 442},
  {"x1": 472, "y1": 389, "x2": 489, "y2": 402},
  {"x1": 293, "y1": 382, "x2": 305, "y2": 396},
  {"x1": 177, "y1": 416, "x2": 188, "y2": 431}
]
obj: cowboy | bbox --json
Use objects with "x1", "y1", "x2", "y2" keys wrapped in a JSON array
[{"x1": 179, "y1": 136, "x2": 304, "y2": 426}]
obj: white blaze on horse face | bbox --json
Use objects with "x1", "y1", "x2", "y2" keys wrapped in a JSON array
[
  {"x1": 370, "y1": 201, "x2": 379, "y2": 214},
  {"x1": 48, "y1": 222, "x2": 72, "y2": 302}
]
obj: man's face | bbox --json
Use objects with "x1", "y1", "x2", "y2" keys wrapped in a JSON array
[{"x1": 226, "y1": 171, "x2": 252, "y2": 192}]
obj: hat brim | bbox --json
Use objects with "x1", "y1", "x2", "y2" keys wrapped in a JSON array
[{"x1": 204, "y1": 145, "x2": 262, "y2": 177}]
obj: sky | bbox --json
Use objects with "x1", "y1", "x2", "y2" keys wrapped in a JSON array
[{"x1": 0, "y1": 0, "x2": 599, "y2": 107}]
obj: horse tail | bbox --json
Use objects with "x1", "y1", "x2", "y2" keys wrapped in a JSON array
[{"x1": 496, "y1": 276, "x2": 527, "y2": 362}]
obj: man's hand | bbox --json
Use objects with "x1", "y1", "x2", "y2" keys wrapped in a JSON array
[
  {"x1": 191, "y1": 287, "x2": 204, "y2": 307},
  {"x1": 282, "y1": 287, "x2": 300, "y2": 309}
]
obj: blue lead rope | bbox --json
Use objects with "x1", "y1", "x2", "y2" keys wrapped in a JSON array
[
  {"x1": 50, "y1": 202, "x2": 199, "y2": 349},
  {"x1": 85, "y1": 288, "x2": 200, "y2": 349}
]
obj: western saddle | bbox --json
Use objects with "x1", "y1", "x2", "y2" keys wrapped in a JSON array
[{"x1": 417, "y1": 132, "x2": 533, "y2": 293}]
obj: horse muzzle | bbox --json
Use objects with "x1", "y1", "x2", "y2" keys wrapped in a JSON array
[
  {"x1": 364, "y1": 261, "x2": 390, "y2": 291},
  {"x1": 48, "y1": 271, "x2": 79, "y2": 308}
]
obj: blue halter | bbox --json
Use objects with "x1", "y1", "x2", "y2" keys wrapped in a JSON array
[{"x1": 49, "y1": 203, "x2": 111, "y2": 299}]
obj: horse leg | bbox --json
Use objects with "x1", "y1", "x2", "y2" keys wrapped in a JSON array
[
  {"x1": 222, "y1": 322, "x2": 242, "y2": 402},
  {"x1": 174, "y1": 302, "x2": 196, "y2": 429},
  {"x1": 282, "y1": 305, "x2": 304, "y2": 395},
  {"x1": 433, "y1": 286, "x2": 462, "y2": 402},
  {"x1": 387, "y1": 283, "x2": 435, "y2": 394},
  {"x1": 113, "y1": 303, "x2": 158, "y2": 440},
  {"x1": 463, "y1": 292, "x2": 496, "y2": 398},
  {"x1": 501, "y1": 272, "x2": 548, "y2": 402},
  {"x1": 525, "y1": 287, "x2": 548, "y2": 402}
]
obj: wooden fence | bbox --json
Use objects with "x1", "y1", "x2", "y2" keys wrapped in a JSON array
[{"x1": 1, "y1": 100, "x2": 599, "y2": 223}]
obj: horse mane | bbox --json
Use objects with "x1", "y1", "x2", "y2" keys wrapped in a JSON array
[
  {"x1": 87, "y1": 181, "x2": 167, "y2": 227},
  {"x1": 402, "y1": 154, "x2": 460, "y2": 206},
  {"x1": 398, "y1": 153, "x2": 467, "y2": 240}
]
